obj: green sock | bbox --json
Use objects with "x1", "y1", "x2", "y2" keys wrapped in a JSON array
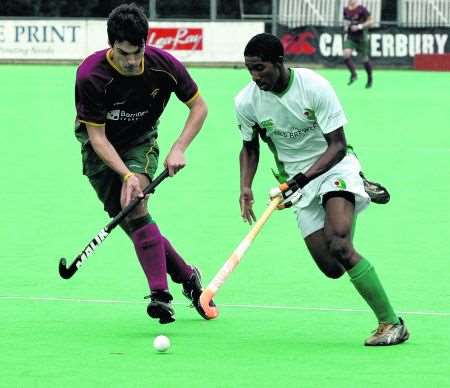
[{"x1": 348, "y1": 258, "x2": 400, "y2": 324}]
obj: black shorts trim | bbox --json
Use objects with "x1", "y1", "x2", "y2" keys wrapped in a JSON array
[{"x1": 322, "y1": 191, "x2": 355, "y2": 208}]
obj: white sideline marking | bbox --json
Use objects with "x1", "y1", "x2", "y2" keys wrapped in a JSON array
[
  {"x1": 358, "y1": 146, "x2": 450, "y2": 153},
  {"x1": 1, "y1": 295, "x2": 449, "y2": 317}
]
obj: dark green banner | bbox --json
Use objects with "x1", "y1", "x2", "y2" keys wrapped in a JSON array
[{"x1": 278, "y1": 25, "x2": 450, "y2": 67}]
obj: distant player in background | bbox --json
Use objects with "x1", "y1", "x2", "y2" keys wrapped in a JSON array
[
  {"x1": 74, "y1": 3, "x2": 213, "y2": 324},
  {"x1": 235, "y1": 33, "x2": 409, "y2": 346},
  {"x1": 343, "y1": 0, "x2": 374, "y2": 88}
]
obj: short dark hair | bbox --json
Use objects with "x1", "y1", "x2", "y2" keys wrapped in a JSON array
[
  {"x1": 244, "y1": 33, "x2": 284, "y2": 63},
  {"x1": 107, "y1": 3, "x2": 148, "y2": 47}
]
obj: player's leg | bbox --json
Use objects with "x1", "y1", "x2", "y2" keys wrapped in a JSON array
[
  {"x1": 121, "y1": 139, "x2": 212, "y2": 320},
  {"x1": 82, "y1": 140, "x2": 174, "y2": 323},
  {"x1": 297, "y1": 156, "x2": 408, "y2": 345},
  {"x1": 343, "y1": 41, "x2": 357, "y2": 85},
  {"x1": 300, "y1": 203, "x2": 346, "y2": 279},
  {"x1": 324, "y1": 192, "x2": 409, "y2": 346},
  {"x1": 123, "y1": 175, "x2": 177, "y2": 324},
  {"x1": 358, "y1": 36, "x2": 373, "y2": 88},
  {"x1": 162, "y1": 236, "x2": 214, "y2": 320}
]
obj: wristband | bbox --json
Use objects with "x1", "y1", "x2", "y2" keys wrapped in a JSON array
[
  {"x1": 123, "y1": 172, "x2": 135, "y2": 182},
  {"x1": 292, "y1": 172, "x2": 310, "y2": 188},
  {"x1": 358, "y1": 24, "x2": 363, "y2": 30}
]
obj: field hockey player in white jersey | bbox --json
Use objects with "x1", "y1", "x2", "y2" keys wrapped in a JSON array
[{"x1": 235, "y1": 33, "x2": 409, "y2": 346}]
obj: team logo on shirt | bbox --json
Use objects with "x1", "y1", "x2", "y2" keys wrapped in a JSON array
[
  {"x1": 260, "y1": 119, "x2": 275, "y2": 132},
  {"x1": 334, "y1": 178, "x2": 347, "y2": 190},
  {"x1": 304, "y1": 109, "x2": 317, "y2": 123},
  {"x1": 150, "y1": 88, "x2": 160, "y2": 98}
]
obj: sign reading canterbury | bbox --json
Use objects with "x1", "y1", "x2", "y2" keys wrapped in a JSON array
[{"x1": 278, "y1": 25, "x2": 450, "y2": 66}]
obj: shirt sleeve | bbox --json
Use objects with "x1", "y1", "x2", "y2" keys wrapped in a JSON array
[
  {"x1": 75, "y1": 76, "x2": 107, "y2": 125},
  {"x1": 361, "y1": 6, "x2": 370, "y2": 19},
  {"x1": 235, "y1": 99, "x2": 257, "y2": 141},
  {"x1": 343, "y1": 8, "x2": 350, "y2": 21},
  {"x1": 311, "y1": 76, "x2": 347, "y2": 134},
  {"x1": 165, "y1": 53, "x2": 198, "y2": 104}
]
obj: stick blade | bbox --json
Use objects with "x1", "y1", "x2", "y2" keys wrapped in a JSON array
[
  {"x1": 199, "y1": 289, "x2": 219, "y2": 319},
  {"x1": 58, "y1": 258, "x2": 75, "y2": 279}
]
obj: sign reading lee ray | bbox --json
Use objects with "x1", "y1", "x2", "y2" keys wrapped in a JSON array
[
  {"x1": 278, "y1": 25, "x2": 450, "y2": 67},
  {"x1": 147, "y1": 27, "x2": 203, "y2": 50}
]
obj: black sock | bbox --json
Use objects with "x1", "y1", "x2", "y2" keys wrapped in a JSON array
[
  {"x1": 344, "y1": 58, "x2": 356, "y2": 77},
  {"x1": 127, "y1": 215, "x2": 154, "y2": 234},
  {"x1": 363, "y1": 61, "x2": 373, "y2": 81}
]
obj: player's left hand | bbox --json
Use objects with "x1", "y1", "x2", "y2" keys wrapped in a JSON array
[
  {"x1": 350, "y1": 24, "x2": 363, "y2": 32},
  {"x1": 269, "y1": 181, "x2": 302, "y2": 210},
  {"x1": 164, "y1": 145, "x2": 186, "y2": 176}
]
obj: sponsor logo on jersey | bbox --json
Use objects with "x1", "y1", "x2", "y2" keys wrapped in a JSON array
[
  {"x1": 272, "y1": 125, "x2": 316, "y2": 139},
  {"x1": 261, "y1": 117, "x2": 318, "y2": 140},
  {"x1": 106, "y1": 109, "x2": 149, "y2": 122},
  {"x1": 106, "y1": 109, "x2": 120, "y2": 120}
]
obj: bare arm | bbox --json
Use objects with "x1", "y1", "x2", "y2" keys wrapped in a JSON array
[
  {"x1": 239, "y1": 137, "x2": 260, "y2": 224},
  {"x1": 361, "y1": 14, "x2": 374, "y2": 29},
  {"x1": 164, "y1": 94, "x2": 208, "y2": 176},
  {"x1": 86, "y1": 124, "x2": 131, "y2": 178},
  {"x1": 351, "y1": 14, "x2": 374, "y2": 31},
  {"x1": 302, "y1": 127, "x2": 347, "y2": 182}
]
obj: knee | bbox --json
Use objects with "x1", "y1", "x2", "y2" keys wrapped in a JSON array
[
  {"x1": 343, "y1": 51, "x2": 352, "y2": 60},
  {"x1": 323, "y1": 266, "x2": 345, "y2": 279},
  {"x1": 327, "y1": 236, "x2": 353, "y2": 265},
  {"x1": 311, "y1": 253, "x2": 346, "y2": 279}
]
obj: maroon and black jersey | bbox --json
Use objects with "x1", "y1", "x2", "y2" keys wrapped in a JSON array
[
  {"x1": 344, "y1": 5, "x2": 370, "y2": 41},
  {"x1": 75, "y1": 46, "x2": 198, "y2": 149}
]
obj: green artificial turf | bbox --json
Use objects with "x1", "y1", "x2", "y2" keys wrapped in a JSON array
[{"x1": 1, "y1": 64, "x2": 449, "y2": 387}]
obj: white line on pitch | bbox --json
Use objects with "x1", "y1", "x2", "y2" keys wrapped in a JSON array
[
  {"x1": 1, "y1": 295, "x2": 449, "y2": 317},
  {"x1": 357, "y1": 146, "x2": 450, "y2": 153}
]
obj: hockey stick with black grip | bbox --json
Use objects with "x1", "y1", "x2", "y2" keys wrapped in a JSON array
[{"x1": 58, "y1": 169, "x2": 169, "y2": 279}]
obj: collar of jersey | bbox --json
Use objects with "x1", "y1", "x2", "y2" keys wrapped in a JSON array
[
  {"x1": 106, "y1": 49, "x2": 144, "y2": 76},
  {"x1": 271, "y1": 68, "x2": 294, "y2": 98}
]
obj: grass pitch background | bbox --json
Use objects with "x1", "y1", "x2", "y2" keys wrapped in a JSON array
[{"x1": 1, "y1": 65, "x2": 449, "y2": 387}]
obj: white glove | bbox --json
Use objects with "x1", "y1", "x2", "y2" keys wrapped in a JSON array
[{"x1": 269, "y1": 183, "x2": 302, "y2": 209}]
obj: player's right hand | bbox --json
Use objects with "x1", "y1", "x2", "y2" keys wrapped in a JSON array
[
  {"x1": 269, "y1": 182, "x2": 302, "y2": 210},
  {"x1": 239, "y1": 187, "x2": 256, "y2": 225},
  {"x1": 121, "y1": 173, "x2": 143, "y2": 207}
]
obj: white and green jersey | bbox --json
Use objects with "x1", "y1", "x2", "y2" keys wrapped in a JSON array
[{"x1": 235, "y1": 68, "x2": 347, "y2": 181}]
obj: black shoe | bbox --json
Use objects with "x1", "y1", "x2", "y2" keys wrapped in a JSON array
[
  {"x1": 348, "y1": 74, "x2": 357, "y2": 85},
  {"x1": 365, "y1": 79, "x2": 373, "y2": 88},
  {"x1": 182, "y1": 266, "x2": 215, "y2": 320},
  {"x1": 146, "y1": 290, "x2": 175, "y2": 324},
  {"x1": 360, "y1": 172, "x2": 390, "y2": 204}
]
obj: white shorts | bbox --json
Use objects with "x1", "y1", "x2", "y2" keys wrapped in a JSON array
[{"x1": 292, "y1": 154, "x2": 370, "y2": 237}]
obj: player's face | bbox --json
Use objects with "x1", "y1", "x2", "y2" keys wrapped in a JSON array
[
  {"x1": 111, "y1": 41, "x2": 145, "y2": 75},
  {"x1": 245, "y1": 56, "x2": 282, "y2": 92}
]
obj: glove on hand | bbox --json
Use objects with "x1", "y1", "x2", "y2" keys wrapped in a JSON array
[{"x1": 269, "y1": 173, "x2": 309, "y2": 209}]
